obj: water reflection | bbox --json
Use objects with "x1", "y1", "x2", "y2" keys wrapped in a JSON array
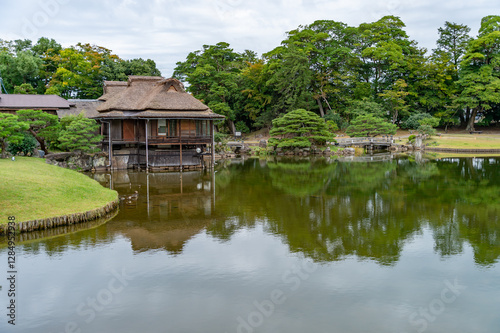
[
  {"x1": 211, "y1": 156, "x2": 500, "y2": 266},
  {"x1": 2, "y1": 156, "x2": 500, "y2": 333},
  {"x1": 4, "y1": 156, "x2": 500, "y2": 267},
  {"x1": 95, "y1": 170, "x2": 217, "y2": 254}
]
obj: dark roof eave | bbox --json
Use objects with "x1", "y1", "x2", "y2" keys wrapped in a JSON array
[{"x1": 90, "y1": 115, "x2": 225, "y2": 120}]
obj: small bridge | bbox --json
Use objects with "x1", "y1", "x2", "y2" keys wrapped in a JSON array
[
  {"x1": 336, "y1": 136, "x2": 395, "y2": 150},
  {"x1": 227, "y1": 141, "x2": 245, "y2": 149}
]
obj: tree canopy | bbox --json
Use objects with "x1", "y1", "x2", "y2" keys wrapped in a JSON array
[
  {"x1": 0, "y1": 38, "x2": 161, "y2": 99},
  {"x1": 0, "y1": 114, "x2": 29, "y2": 158},
  {"x1": 173, "y1": 15, "x2": 500, "y2": 133},
  {"x1": 346, "y1": 115, "x2": 398, "y2": 137},
  {"x1": 268, "y1": 109, "x2": 333, "y2": 149},
  {"x1": 2, "y1": 15, "x2": 499, "y2": 134}
]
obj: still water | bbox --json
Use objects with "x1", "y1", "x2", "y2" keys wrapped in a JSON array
[{"x1": 1, "y1": 155, "x2": 500, "y2": 333}]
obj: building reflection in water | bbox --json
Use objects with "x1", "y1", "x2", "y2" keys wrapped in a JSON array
[{"x1": 92, "y1": 169, "x2": 217, "y2": 254}]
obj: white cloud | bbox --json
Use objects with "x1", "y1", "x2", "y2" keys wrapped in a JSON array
[{"x1": 1, "y1": 0, "x2": 499, "y2": 76}]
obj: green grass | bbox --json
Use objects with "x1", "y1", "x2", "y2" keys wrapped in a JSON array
[
  {"x1": 426, "y1": 152, "x2": 500, "y2": 159},
  {"x1": 0, "y1": 157, "x2": 117, "y2": 223},
  {"x1": 430, "y1": 135, "x2": 500, "y2": 149}
]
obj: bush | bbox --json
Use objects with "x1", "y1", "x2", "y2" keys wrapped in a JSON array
[
  {"x1": 325, "y1": 111, "x2": 348, "y2": 130},
  {"x1": 417, "y1": 124, "x2": 437, "y2": 136},
  {"x1": 269, "y1": 109, "x2": 333, "y2": 150},
  {"x1": 235, "y1": 121, "x2": 250, "y2": 133},
  {"x1": 214, "y1": 132, "x2": 228, "y2": 143},
  {"x1": 326, "y1": 120, "x2": 338, "y2": 132},
  {"x1": 419, "y1": 117, "x2": 440, "y2": 127},
  {"x1": 401, "y1": 113, "x2": 433, "y2": 130},
  {"x1": 57, "y1": 114, "x2": 101, "y2": 153},
  {"x1": 346, "y1": 115, "x2": 398, "y2": 137},
  {"x1": 7, "y1": 132, "x2": 37, "y2": 156},
  {"x1": 407, "y1": 134, "x2": 416, "y2": 143}
]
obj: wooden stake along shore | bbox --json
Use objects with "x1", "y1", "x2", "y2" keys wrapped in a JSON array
[{"x1": 0, "y1": 199, "x2": 119, "y2": 235}]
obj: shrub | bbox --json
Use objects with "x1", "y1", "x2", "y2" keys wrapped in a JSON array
[
  {"x1": 325, "y1": 111, "x2": 348, "y2": 130},
  {"x1": 346, "y1": 115, "x2": 398, "y2": 137},
  {"x1": 269, "y1": 109, "x2": 333, "y2": 150},
  {"x1": 214, "y1": 132, "x2": 228, "y2": 143},
  {"x1": 401, "y1": 113, "x2": 433, "y2": 130},
  {"x1": 326, "y1": 120, "x2": 338, "y2": 132},
  {"x1": 7, "y1": 132, "x2": 37, "y2": 156},
  {"x1": 57, "y1": 114, "x2": 101, "y2": 153},
  {"x1": 235, "y1": 121, "x2": 250, "y2": 133},
  {"x1": 417, "y1": 124, "x2": 437, "y2": 136}
]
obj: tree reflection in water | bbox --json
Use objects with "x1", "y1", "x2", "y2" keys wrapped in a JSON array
[
  {"x1": 210, "y1": 156, "x2": 500, "y2": 266},
  {"x1": 6, "y1": 156, "x2": 500, "y2": 267}
]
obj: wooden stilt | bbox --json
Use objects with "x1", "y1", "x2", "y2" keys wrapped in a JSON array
[
  {"x1": 145, "y1": 120, "x2": 149, "y2": 171},
  {"x1": 211, "y1": 120, "x2": 215, "y2": 167}
]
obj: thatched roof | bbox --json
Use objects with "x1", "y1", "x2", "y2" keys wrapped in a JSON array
[
  {"x1": 0, "y1": 94, "x2": 72, "y2": 110},
  {"x1": 94, "y1": 76, "x2": 224, "y2": 119},
  {"x1": 98, "y1": 81, "x2": 128, "y2": 101}
]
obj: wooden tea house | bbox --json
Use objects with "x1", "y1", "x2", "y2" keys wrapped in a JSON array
[{"x1": 92, "y1": 76, "x2": 224, "y2": 170}]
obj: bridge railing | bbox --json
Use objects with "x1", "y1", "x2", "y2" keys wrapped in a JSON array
[{"x1": 336, "y1": 136, "x2": 394, "y2": 144}]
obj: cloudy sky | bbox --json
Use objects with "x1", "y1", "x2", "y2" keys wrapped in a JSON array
[{"x1": 1, "y1": 0, "x2": 498, "y2": 76}]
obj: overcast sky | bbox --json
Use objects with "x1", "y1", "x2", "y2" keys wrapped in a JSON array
[{"x1": 1, "y1": 0, "x2": 499, "y2": 76}]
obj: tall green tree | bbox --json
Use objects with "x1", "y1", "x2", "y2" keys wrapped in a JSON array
[
  {"x1": 435, "y1": 22, "x2": 472, "y2": 71},
  {"x1": 16, "y1": 109, "x2": 61, "y2": 154},
  {"x1": 58, "y1": 114, "x2": 101, "y2": 153},
  {"x1": 0, "y1": 49, "x2": 42, "y2": 93},
  {"x1": 265, "y1": 45, "x2": 316, "y2": 117},
  {"x1": 174, "y1": 42, "x2": 252, "y2": 133},
  {"x1": 455, "y1": 16, "x2": 500, "y2": 131},
  {"x1": 378, "y1": 79, "x2": 411, "y2": 123},
  {"x1": 0, "y1": 114, "x2": 29, "y2": 158}
]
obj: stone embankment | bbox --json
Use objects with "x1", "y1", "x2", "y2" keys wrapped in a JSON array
[{"x1": 45, "y1": 152, "x2": 109, "y2": 171}]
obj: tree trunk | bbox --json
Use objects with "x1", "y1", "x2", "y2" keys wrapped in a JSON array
[
  {"x1": 316, "y1": 98, "x2": 325, "y2": 118},
  {"x1": 392, "y1": 109, "x2": 398, "y2": 124},
  {"x1": 228, "y1": 120, "x2": 236, "y2": 135},
  {"x1": 1, "y1": 140, "x2": 6, "y2": 158},
  {"x1": 459, "y1": 111, "x2": 466, "y2": 127},
  {"x1": 463, "y1": 107, "x2": 471, "y2": 128},
  {"x1": 30, "y1": 129, "x2": 47, "y2": 154},
  {"x1": 465, "y1": 107, "x2": 478, "y2": 132}
]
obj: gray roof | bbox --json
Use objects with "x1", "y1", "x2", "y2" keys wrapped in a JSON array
[
  {"x1": 0, "y1": 94, "x2": 72, "y2": 110},
  {"x1": 60, "y1": 99, "x2": 103, "y2": 118}
]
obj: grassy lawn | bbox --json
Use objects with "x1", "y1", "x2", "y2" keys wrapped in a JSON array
[
  {"x1": 0, "y1": 157, "x2": 117, "y2": 223},
  {"x1": 429, "y1": 134, "x2": 500, "y2": 149},
  {"x1": 426, "y1": 152, "x2": 500, "y2": 159}
]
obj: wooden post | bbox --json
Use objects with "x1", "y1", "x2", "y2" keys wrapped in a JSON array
[
  {"x1": 180, "y1": 144, "x2": 183, "y2": 170},
  {"x1": 146, "y1": 172, "x2": 150, "y2": 217},
  {"x1": 107, "y1": 121, "x2": 112, "y2": 169},
  {"x1": 211, "y1": 120, "x2": 215, "y2": 167},
  {"x1": 179, "y1": 120, "x2": 183, "y2": 170},
  {"x1": 145, "y1": 119, "x2": 149, "y2": 171}
]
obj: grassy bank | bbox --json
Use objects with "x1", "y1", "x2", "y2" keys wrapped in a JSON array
[
  {"x1": 429, "y1": 134, "x2": 500, "y2": 149},
  {"x1": 0, "y1": 157, "x2": 117, "y2": 223}
]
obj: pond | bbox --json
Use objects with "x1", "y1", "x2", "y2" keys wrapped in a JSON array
[{"x1": 1, "y1": 155, "x2": 500, "y2": 333}]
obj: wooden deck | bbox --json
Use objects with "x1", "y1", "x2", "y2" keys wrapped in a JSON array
[{"x1": 102, "y1": 135, "x2": 212, "y2": 145}]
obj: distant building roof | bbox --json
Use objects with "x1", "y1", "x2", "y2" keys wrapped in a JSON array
[
  {"x1": 61, "y1": 99, "x2": 102, "y2": 118},
  {"x1": 0, "y1": 94, "x2": 72, "y2": 110},
  {"x1": 93, "y1": 76, "x2": 224, "y2": 120}
]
